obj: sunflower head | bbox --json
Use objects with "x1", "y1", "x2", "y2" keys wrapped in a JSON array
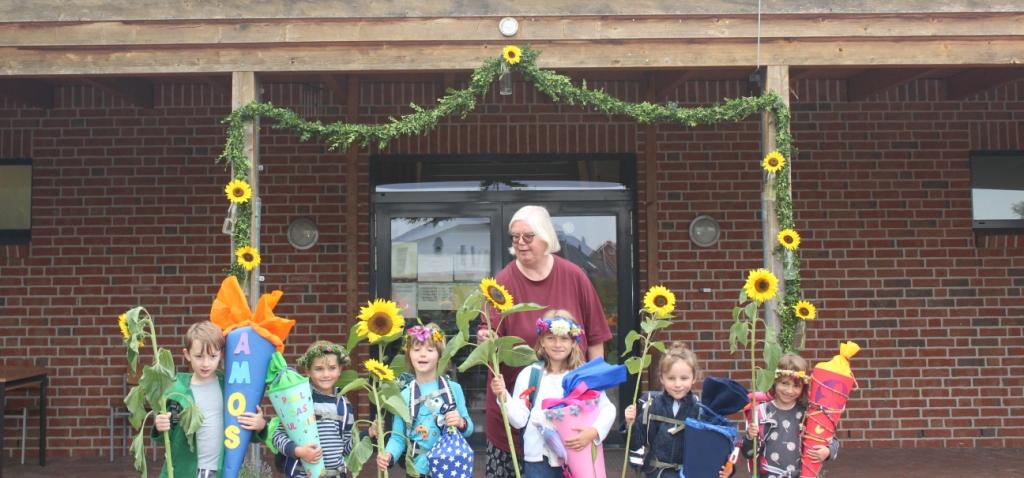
[
  {"x1": 794, "y1": 300, "x2": 817, "y2": 321},
  {"x1": 357, "y1": 298, "x2": 406, "y2": 343},
  {"x1": 225, "y1": 179, "x2": 252, "y2": 204},
  {"x1": 642, "y1": 285, "x2": 676, "y2": 317},
  {"x1": 762, "y1": 151, "x2": 786, "y2": 174},
  {"x1": 502, "y1": 45, "x2": 522, "y2": 65},
  {"x1": 235, "y1": 246, "x2": 261, "y2": 271},
  {"x1": 743, "y1": 268, "x2": 779, "y2": 304},
  {"x1": 363, "y1": 358, "x2": 395, "y2": 382},
  {"x1": 118, "y1": 314, "x2": 131, "y2": 341},
  {"x1": 777, "y1": 229, "x2": 801, "y2": 251},
  {"x1": 480, "y1": 278, "x2": 514, "y2": 313}
]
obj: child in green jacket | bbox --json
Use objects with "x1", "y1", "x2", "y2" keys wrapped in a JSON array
[{"x1": 154, "y1": 321, "x2": 267, "y2": 478}]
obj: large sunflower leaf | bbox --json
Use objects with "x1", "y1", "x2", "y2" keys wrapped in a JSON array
[
  {"x1": 649, "y1": 340, "x2": 667, "y2": 354},
  {"x1": 624, "y1": 330, "x2": 642, "y2": 352},
  {"x1": 389, "y1": 354, "x2": 408, "y2": 376},
  {"x1": 130, "y1": 429, "x2": 148, "y2": 478},
  {"x1": 345, "y1": 322, "x2": 365, "y2": 353},
  {"x1": 179, "y1": 400, "x2": 203, "y2": 451},
  {"x1": 498, "y1": 345, "x2": 538, "y2": 368},
  {"x1": 344, "y1": 435, "x2": 373, "y2": 478},
  {"x1": 754, "y1": 367, "x2": 775, "y2": 392},
  {"x1": 340, "y1": 377, "x2": 368, "y2": 397},
  {"x1": 624, "y1": 355, "x2": 652, "y2": 375},
  {"x1": 743, "y1": 301, "x2": 759, "y2": 321},
  {"x1": 334, "y1": 369, "x2": 360, "y2": 392},
  {"x1": 382, "y1": 393, "x2": 411, "y2": 424},
  {"x1": 499, "y1": 302, "x2": 546, "y2": 317},
  {"x1": 457, "y1": 339, "x2": 497, "y2": 372},
  {"x1": 439, "y1": 332, "x2": 468, "y2": 373},
  {"x1": 154, "y1": 348, "x2": 176, "y2": 380},
  {"x1": 455, "y1": 291, "x2": 484, "y2": 335},
  {"x1": 125, "y1": 385, "x2": 147, "y2": 430},
  {"x1": 729, "y1": 320, "x2": 750, "y2": 352},
  {"x1": 139, "y1": 365, "x2": 174, "y2": 410}
]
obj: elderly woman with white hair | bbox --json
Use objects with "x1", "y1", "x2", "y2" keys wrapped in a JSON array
[{"x1": 478, "y1": 205, "x2": 613, "y2": 478}]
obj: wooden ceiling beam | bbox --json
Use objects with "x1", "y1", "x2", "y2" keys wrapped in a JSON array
[
  {"x1": 2, "y1": 14, "x2": 1022, "y2": 48},
  {"x1": 83, "y1": 77, "x2": 155, "y2": 108},
  {"x1": 846, "y1": 68, "x2": 943, "y2": 101},
  {"x1": 5, "y1": 39, "x2": 1022, "y2": 76},
  {"x1": 0, "y1": 79, "x2": 53, "y2": 108},
  {"x1": 946, "y1": 68, "x2": 1024, "y2": 100}
]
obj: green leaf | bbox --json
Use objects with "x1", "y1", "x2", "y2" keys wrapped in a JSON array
[
  {"x1": 624, "y1": 355, "x2": 652, "y2": 375},
  {"x1": 379, "y1": 380, "x2": 402, "y2": 399},
  {"x1": 755, "y1": 367, "x2": 775, "y2": 392},
  {"x1": 763, "y1": 341, "x2": 783, "y2": 376},
  {"x1": 732, "y1": 306, "x2": 744, "y2": 322},
  {"x1": 340, "y1": 377, "x2": 368, "y2": 397},
  {"x1": 498, "y1": 345, "x2": 538, "y2": 368},
  {"x1": 130, "y1": 429, "x2": 148, "y2": 477},
  {"x1": 743, "y1": 301, "x2": 759, "y2": 321},
  {"x1": 730, "y1": 320, "x2": 750, "y2": 352},
  {"x1": 439, "y1": 331, "x2": 468, "y2": 373},
  {"x1": 382, "y1": 393, "x2": 411, "y2": 424},
  {"x1": 624, "y1": 330, "x2": 642, "y2": 352},
  {"x1": 389, "y1": 353, "x2": 408, "y2": 376},
  {"x1": 124, "y1": 385, "x2": 147, "y2": 430},
  {"x1": 345, "y1": 322, "x2": 366, "y2": 353},
  {"x1": 640, "y1": 319, "x2": 656, "y2": 335},
  {"x1": 457, "y1": 338, "x2": 498, "y2": 372},
  {"x1": 649, "y1": 340, "x2": 667, "y2": 354},
  {"x1": 344, "y1": 435, "x2": 373, "y2": 478},
  {"x1": 499, "y1": 302, "x2": 547, "y2": 317},
  {"x1": 179, "y1": 400, "x2": 203, "y2": 451},
  {"x1": 455, "y1": 292, "x2": 483, "y2": 335},
  {"x1": 139, "y1": 365, "x2": 174, "y2": 410},
  {"x1": 739, "y1": 289, "x2": 748, "y2": 303},
  {"x1": 154, "y1": 348, "x2": 176, "y2": 379},
  {"x1": 651, "y1": 319, "x2": 672, "y2": 331},
  {"x1": 335, "y1": 369, "x2": 360, "y2": 391}
]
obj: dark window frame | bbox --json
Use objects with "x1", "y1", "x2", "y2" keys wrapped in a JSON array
[{"x1": 970, "y1": 151, "x2": 1024, "y2": 230}]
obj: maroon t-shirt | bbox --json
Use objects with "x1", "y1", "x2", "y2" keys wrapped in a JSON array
[{"x1": 480, "y1": 254, "x2": 613, "y2": 452}]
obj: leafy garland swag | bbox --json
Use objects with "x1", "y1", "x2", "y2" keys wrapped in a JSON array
[{"x1": 216, "y1": 46, "x2": 804, "y2": 351}]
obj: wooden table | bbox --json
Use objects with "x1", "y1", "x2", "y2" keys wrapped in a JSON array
[{"x1": 0, "y1": 365, "x2": 47, "y2": 478}]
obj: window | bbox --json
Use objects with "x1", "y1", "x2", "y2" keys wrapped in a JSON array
[
  {"x1": 0, "y1": 158, "x2": 31, "y2": 243},
  {"x1": 970, "y1": 152, "x2": 1024, "y2": 229}
]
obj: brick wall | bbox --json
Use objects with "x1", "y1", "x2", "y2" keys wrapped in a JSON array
[{"x1": 0, "y1": 76, "x2": 1021, "y2": 458}]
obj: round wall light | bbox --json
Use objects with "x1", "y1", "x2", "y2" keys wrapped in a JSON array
[
  {"x1": 287, "y1": 217, "x2": 319, "y2": 250},
  {"x1": 689, "y1": 215, "x2": 721, "y2": 248},
  {"x1": 498, "y1": 17, "x2": 519, "y2": 37}
]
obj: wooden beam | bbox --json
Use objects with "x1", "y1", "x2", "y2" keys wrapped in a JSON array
[
  {"x1": 3, "y1": 14, "x2": 1022, "y2": 48},
  {"x1": 4, "y1": 39, "x2": 1023, "y2": 75},
  {"x1": 319, "y1": 74, "x2": 347, "y2": 103},
  {"x1": 231, "y1": 71, "x2": 261, "y2": 307},
  {"x1": 643, "y1": 75, "x2": 659, "y2": 291},
  {"x1": 946, "y1": 67, "x2": 1024, "y2": 100},
  {"x1": 343, "y1": 76, "x2": 361, "y2": 391},
  {"x1": 760, "y1": 65, "x2": 790, "y2": 331},
  {"x1": 83, "y1": 77, "x2": 155, "y2": 108},
  {"x1": 3, "y1": 1, "x2": 1019, "y2": 22},
  {"x1": 846, "y1": 68, "x2": 942, "y2": 101},
  {"x1": 0, "y1": 79, "x2": 53, "y2": 108}
]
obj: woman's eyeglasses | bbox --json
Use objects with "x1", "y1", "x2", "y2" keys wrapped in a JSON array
[{"x1": 510, "y1": 233, "x2": 536, "y2": 244}]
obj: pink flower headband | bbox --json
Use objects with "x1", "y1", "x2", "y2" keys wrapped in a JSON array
[
  {"x1": 406, "y1": 325, "x2": 444, "y2": 346},
  {"x1": 535, "y1": 316, "x2": 584, "y2": 343}
]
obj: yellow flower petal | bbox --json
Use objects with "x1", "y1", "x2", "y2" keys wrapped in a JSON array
[
  {"x1": 364, "y1": 358, "x2": 395, "y2": 382},
  {"x1": 794, "y1": 300, "x2": 817, "y2": 320},
  {"x1": 357, "y1": 299, "x2": 405, "y2": 343},
  {"x1": 502, "y1": 45, "x2": 522, "y2": 65},
  {"x1": 480, "y1": 278, "x2": 514, "y2": 313},
  {"x1": 762, "y1": 151, "x2": 786, "y2": 173},
  {"x1": 235, "y1": 246, "x2": 261, "y2": 271},
  {"x1": 225, "y1": 179, "x2": 252, "y2": 204},
  {"x1": 777, "y1": 228, "x2": 801, "y2": 251}
]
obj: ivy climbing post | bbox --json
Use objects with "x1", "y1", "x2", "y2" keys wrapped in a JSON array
[{"x1": 230, "y1": 71, "x2": 261, "y2": 307}]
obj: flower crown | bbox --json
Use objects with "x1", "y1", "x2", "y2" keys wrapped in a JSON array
[
  {"x1": 535, "y1": 316, "x2": 584, "y2": 343},
  {"x1": 405, "y1": 325, "x2": 444, "y2": 347},
  {"x1": 775, "y1": 369, "x2": 810, "y2": 383},
  {"x1": 297, "y1": 341, "x2": 350, "y2": 370}
]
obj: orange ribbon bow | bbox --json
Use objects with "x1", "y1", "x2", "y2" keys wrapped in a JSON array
[{"x1": 209, "y1": 276, "x2": 295, "y2": 352}]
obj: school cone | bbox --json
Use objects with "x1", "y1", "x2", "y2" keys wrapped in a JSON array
[{"x1": 801, "y1": 342, "x2": 860, "y2": 478}]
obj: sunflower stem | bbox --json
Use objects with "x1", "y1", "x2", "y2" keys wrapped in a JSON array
[
  {"x1": 143, "y1": 310, "x2": 176, "y2": 478},
  {"x1": 372, "y1": 383, "x2": 387, "y2": 478},
  {"x1": 490, "y1": 353, "x2": 523, "y2": 478},
  {"x1": 750, "y1": 307, "x2": 759, "y2": 478}
]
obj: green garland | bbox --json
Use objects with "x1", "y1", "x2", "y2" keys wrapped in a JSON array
[{"x1": 216, "y1": 46, "x2": 804, "y2": 351}]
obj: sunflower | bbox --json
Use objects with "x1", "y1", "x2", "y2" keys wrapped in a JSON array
[
  {"x1": 235, "y1": 246, "x2": 261, "y2": 271},
  {"x1": 224, "y1": 179, "x2": 252, "y2": 204},
  {"x1": 363, "y1": 359, "x2": 395, "y2": 382},
  {"x1": 777, "y1": 228, "x2": 801, "y2": 251},
  {"x1": 762, "y1": 151, "x2": 786, "y2": 173},
  {"x1": 743, "y1": 268, "x2": 779, "y2": 304},
  {"x1": 480, "y1": 278, "x2": 514, "y2": 313},
  {"x1": 642, "y1": 285, "x2": 676, "y2": 316},
  {"x1": 502, "y1": 45, "x2": 522, "y2": 65},
  {"x1": 794, "y1": 300, "x2": 817, "y2": 320},
  {"x1": 118, "y1": 314, "x2": 131, "y2": 342},
  {"x1": 356, "y1": 298, "x2": 405, "y2": 343}
]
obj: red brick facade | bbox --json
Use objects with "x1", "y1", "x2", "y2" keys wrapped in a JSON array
[{"x1": 1, "y1": 76, "x2": 1021, "y2": 457}]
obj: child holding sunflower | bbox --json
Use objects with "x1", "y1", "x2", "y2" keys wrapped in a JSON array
[
  {"x1": 491, "y1": 310, "x2": 616, "y2": 478},
  {"x1": 271, "y1": 340, "x2": 356, "y2": 478},
  {"x1": 377, "y1": 323, "x2": 474, "y2": 477}
]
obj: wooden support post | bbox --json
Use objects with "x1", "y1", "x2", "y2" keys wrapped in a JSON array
[
  {"x1": 760, "y1": 65, "x2": 789, "y2": 330},
  {"x1": 344, "y1": 76, "x2": 360, "y2": 339},
  {"x1": 232, "y1": 71, "x2": 261, "y2": 308},
  {"x1": 644, "y1": 76, "x2": 659, "y2": 290}
]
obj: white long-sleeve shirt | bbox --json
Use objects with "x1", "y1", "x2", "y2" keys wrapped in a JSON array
[{"x1": 501, "y1": 364, "x2": 616, "y2": 465}]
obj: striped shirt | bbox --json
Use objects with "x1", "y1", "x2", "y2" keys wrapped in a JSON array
[{"x1": 272, "y1": 387, "x2": 354, "y2": 478}]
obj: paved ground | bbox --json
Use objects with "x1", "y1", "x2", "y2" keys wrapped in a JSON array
[{"x1": 6, "y1": 447, "x2": 1024, "y2": 477}]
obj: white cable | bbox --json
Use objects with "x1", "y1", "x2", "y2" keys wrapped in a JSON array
[{"x1": 756, "y1": 0, "x2": 762, "y2": 68}]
